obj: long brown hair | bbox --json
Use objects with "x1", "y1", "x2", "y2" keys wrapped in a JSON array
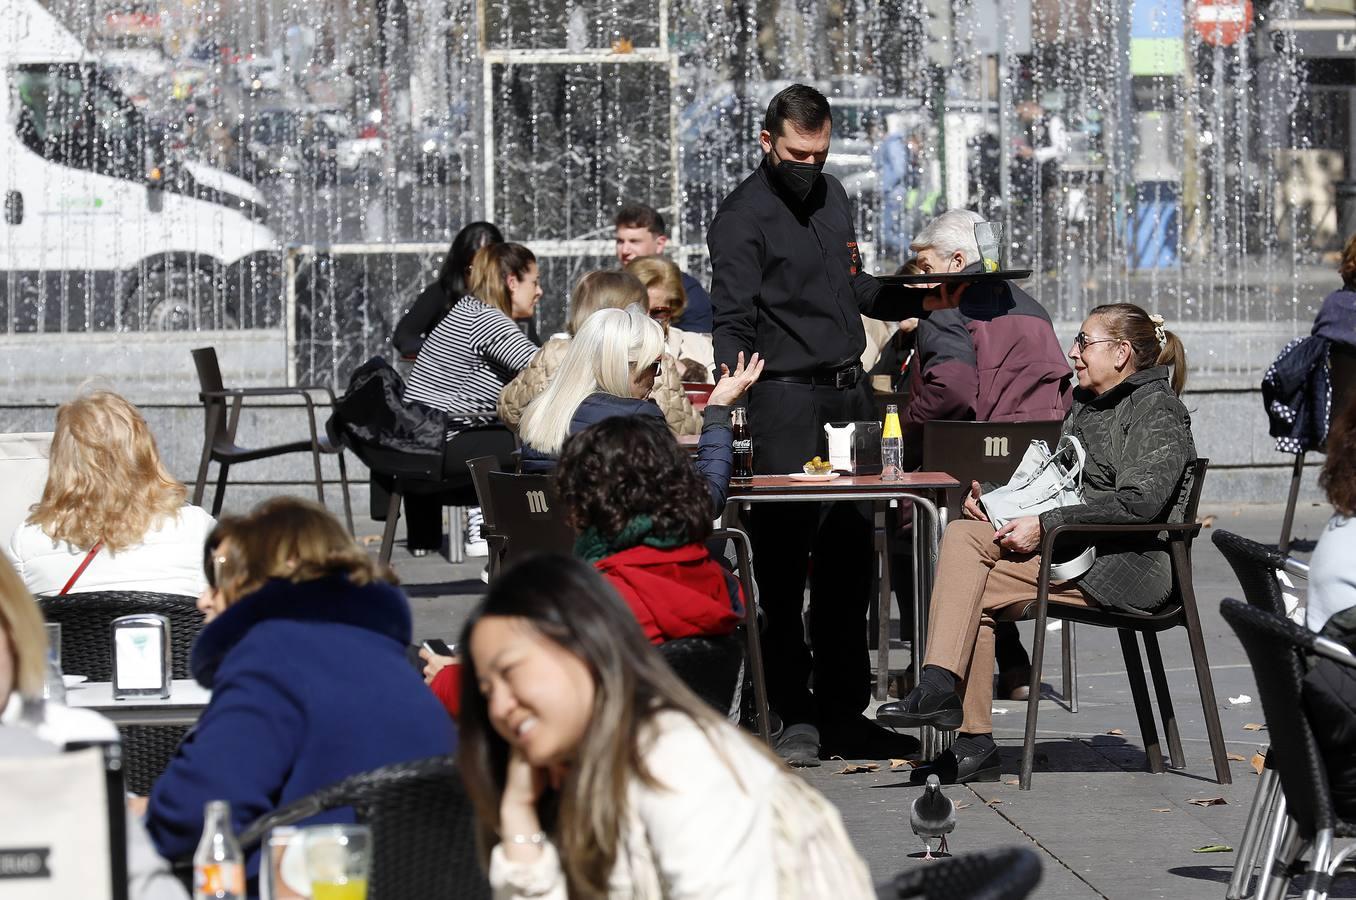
[
  {"x1": 1322, "y1": 393, "x2": 1356, "y2": 518},
  {"x1": 28, "y1": 390, "x2": 187, "y2": 552},
  {"x1": 456, "y1": 555, "x2": 763, "y2": 897},
  {"x1": 1340, "y1": 232, "x2": 1356, "y2": 290},
  {"x1": 1089, "y1": 302, "x2": 1189, "y2": 396},
  {"x1": 467, "y1": 243, "x2": 536, "y2": 316}
]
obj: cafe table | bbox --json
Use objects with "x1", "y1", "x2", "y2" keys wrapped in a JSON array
[
  {"x1": 723, "y1": 472, "x2": 959, "y2": 707},
  {"x1": 68, "y1": 679, "x2": 211, "y2": 727}
]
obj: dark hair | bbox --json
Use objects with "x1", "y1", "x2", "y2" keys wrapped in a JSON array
[
  {"x1": 763, "y1": 83, "x2": 832, "y2": 138},
  {"x1": 467, "y1": 242, "x2": 537, "y2": 316},
  {"x1": 438, "y1": 222, "x2": 503, "y2": 295},
  {"x1": 556, "y1": 416, "x2": 713, "y2": 546},
  {"x1": 614, "y1": 202, "x2": 666, "y2": 237},
  {"x1": 1340, "y1": 232, "x2": 1356, "y2": 289},
  {"x1": 456, "y1": 554, "x2": 725, "y2": 896},
  {"x1": 1088, "y1": 302, "x2": 1189, "y2": 396},
  {"x1": 1322, "y1": 392, "x2": 1356, "y2": 517}
]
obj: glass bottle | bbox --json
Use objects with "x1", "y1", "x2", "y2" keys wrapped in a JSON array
[
  {"x1": 194, "y1": 801, "x2": 244, "y2": 900},
  {"x1": 731, "y1": 407, "x2": 753, "y2": 483},
  {"x1": 881, "y1": 404, "x2": 903, "y2": 482}
]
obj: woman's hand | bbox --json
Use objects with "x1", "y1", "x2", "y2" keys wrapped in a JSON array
[
  {"x1": 962, "y1": 481, "x2": 988, "y2": 522},
  {"x1": 499, "y1": 747, "x2": 548, "y2": 861},
  {"x1": 993, "y1": 515, "x2": 1042, "y2": 555},
  {"x1": 707, "y1": 351, "x2": 764, "y2": 407},
  {"x1": 417, "y1": 647, "x2": 456, "y2": 685}
]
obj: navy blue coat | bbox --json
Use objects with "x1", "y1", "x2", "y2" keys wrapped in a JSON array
[
  {"x1": 677, "y1": 272, "x2": 714, "y2": 333},
  {"x1": 520, "y1": 392, "x2": 733, "y2": 511},
  {"x1": 145, "y1": 576, "x2": 454, "y2": 871}
]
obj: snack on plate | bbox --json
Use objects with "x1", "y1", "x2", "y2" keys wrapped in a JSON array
[{"x1": 802, "y1": 456, "x2": 833, "y2": 475}]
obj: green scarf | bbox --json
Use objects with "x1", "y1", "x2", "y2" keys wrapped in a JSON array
[{"x1": 574, "y1": 514, "x2": 686, "y2": 564}]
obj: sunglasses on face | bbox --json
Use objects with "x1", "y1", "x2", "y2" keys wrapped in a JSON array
[
  {"x1": 1074, "y1": 332, "x2": 1120, "y2": 352},
  {"x1": 203, "y1": 545, "x2": 227, "y2": 590},
  {"x1": 648, "y1": 307, "x2": 674, "y2": 322}
]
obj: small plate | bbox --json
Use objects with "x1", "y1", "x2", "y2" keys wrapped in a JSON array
[
  {"x1": 789, "y1": 472, "x2": 841, "y2": 482},
  {"x1": 62, "y1": 674, "x2": 88, "y2": 687}
]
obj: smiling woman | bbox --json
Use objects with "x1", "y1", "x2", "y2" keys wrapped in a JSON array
[{"x1": 456, "y1": 554, "x2": 875, "y2": 900}]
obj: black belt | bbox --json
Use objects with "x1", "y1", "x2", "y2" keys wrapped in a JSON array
[{"x1": 762, "y1": 365, "x2": 864, "y2": 389}]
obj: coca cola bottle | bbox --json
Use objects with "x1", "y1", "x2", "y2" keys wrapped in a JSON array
[{"x1": 731, "y1": 407, "x2": 753, "y2": 483}]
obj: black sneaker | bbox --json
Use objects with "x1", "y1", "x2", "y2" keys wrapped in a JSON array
[{"x1": 874, "y1": 684, "x2": 964, "y2": 731}]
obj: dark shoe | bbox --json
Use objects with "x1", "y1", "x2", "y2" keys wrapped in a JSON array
[
  {"x1": 821, "y1": 715, "x2": 921, "y2": 760},
  {"x1": 875, "y1": 684, "x2": 963, "y2": 731},
  {"x1": 776, "y1": 723, "x2": 821, "y2": 768},
  {"x1": 997, "y1": 667, "x2": 1033, "y2": 702},
  {"x1": 908, "y1": 745, "x2": 1001, "y2": 785}
]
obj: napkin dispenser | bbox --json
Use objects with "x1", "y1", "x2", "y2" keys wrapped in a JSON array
[
  {"x1": 823, "y1": 421, "x2": 883, "y2": 475},
  {"x1": 112, "y1": 614, "x2": 171, "y2": 699}
]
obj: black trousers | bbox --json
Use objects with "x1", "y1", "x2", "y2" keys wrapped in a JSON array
[{"x1": 744, "y1": 378, "x2": 876, "y2": 729}]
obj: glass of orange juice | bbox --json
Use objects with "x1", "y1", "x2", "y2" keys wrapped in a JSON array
[{"x1": 302, "y1": 824, "x2": 371, "y2": 900}]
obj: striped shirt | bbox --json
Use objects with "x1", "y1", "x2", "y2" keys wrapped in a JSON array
[{"x1": 404, "y1": 296, "x2": 538, "y2": 424}]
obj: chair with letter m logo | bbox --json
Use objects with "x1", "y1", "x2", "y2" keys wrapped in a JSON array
[{"x1": 483, "y1": 470, "x2": 575, "y2": 571}]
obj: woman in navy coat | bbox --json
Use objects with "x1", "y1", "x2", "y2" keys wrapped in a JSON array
[{"x1": 144, "y1": 497, "x2": 454, "y2": 874}]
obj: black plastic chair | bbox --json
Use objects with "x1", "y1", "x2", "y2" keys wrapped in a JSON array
[
  {"x1": 482, "y1": 470, "x2": 575, "y2": 570},
  {"x1": 235, "y1": 755, "x2": 489, "y2": 900},
  {"x1": 38, "y1": 591, "x2": 202, "y2": 681},
  {"x1": 467, "y1": 455, "x2": 508, "y2": 580},
  {"x1": 659, "y1": 635, "x2": 745, "y2": 715},
  {"x1": 191, "y1": 347, "x2": 353, "y2": 531},
  {"x1": 1279, "y1": 341, "x2": 1356, "y2": 554},
  {"x1": 1018, "y1": 459, "x2": 1230, "y2": 789},
  {"x1": 1213, "y1": 529, "x2": 1312, "y2": 899},
  {"x1": 878, "y1": 846, "x2": 1043, "y2": 899},
  {"x1": 1220, "y1": 598, "x2": 1356, "y2": 900}
]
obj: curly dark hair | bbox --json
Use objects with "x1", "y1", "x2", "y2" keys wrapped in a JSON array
[
  {"x1": 1322, "y1": 392, "x2": 1356, "y2": 518},
  {"x1": 556, "y1": 416, "x2": 713, "y2": 544}
]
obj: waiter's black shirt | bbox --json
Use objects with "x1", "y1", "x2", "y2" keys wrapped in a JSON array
[{"x1": 708, "y1": 158, "x2": 931, "y2": 375}]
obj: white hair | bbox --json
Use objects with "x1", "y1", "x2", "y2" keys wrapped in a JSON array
[
  {"x1": 518, "y1": 305, "x2": 666, "y2": 456},
  {"x1": 910, "y1": 209, "x2": 984, "y2": 266}
]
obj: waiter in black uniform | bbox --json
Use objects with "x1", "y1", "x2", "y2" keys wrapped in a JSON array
[{"x1": 710, "y1": 83, "x2": 957, "y2": 765}]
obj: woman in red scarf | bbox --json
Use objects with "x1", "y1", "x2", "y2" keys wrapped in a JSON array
[{"x1": 556, "y1": 415, "x2": 742, "y2": 645}]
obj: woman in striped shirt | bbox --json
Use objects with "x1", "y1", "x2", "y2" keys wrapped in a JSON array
[{"x1": 403, "y1": 242, "x2": 542, "y2": 555}]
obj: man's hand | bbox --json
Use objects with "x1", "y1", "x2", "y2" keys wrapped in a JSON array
[
  {"x1": 993, "y1": 515, "x2": 1042, "y2": 555},
  {"x1": 962, "y1": 481, "x2": 988, "y2": 522}
]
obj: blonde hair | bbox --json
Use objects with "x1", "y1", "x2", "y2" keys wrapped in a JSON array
[
  {"x1": 566, "y1": 270, "x2": 647, "y2": 335},
  {"x1": 0, "y1": 554, "x2": 48, "y2": 700},
  {"x1": 28, "y1": 390, "x2": 187, "y2": 553},
  {"x1": 518, "y1": 307, "x2": 665, "y2": 456},
  {"x1": 625, "y1": 255, "x2": 687, "y2": 321},
  {"x1": 466, "y1": 243, "x2": 536, "y2": 316}
]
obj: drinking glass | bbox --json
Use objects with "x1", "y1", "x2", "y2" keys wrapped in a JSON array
[
  {"x1": 45, "y1": 623, "x2": 61, "y2": 667},
  {"x1": 303, "y1": 824, "x2": 371, "y2": 900}
]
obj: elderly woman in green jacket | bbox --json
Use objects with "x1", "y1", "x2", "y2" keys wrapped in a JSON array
[{"x1": 876, "y1": 302, "x2": 1195, "y2": 784}]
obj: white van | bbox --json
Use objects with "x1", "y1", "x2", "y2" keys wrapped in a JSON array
[{"x1": 0, "y1": 0, "x2": 278, "y2": 331}]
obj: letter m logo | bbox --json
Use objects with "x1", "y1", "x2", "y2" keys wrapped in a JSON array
[
  {"x1": 526, "y1": 490, "x2": 549, "y2": 514},
  {"x1": 984, "y1": 436, "x2": 1009, "y2": 458}
]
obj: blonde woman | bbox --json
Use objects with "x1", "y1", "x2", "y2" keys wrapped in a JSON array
[
  {"x1": 458, "y1": 555, "x2": 876, "y2": 899},
  {"x1": 7, "y1": 391, "x2": 214, "y2": 596},
  {"x1": 626, "y1": 255, "x2": 716, "y2": 383},
  {"x1": 143, "y1": 497, "x2": 453, "y2": 875},
  {"x1": 498, "y1": 270, "x2": 702, "y2": 435},
  {"x1": 517, "y1": 306, "x2": 761, "y2": 512}
]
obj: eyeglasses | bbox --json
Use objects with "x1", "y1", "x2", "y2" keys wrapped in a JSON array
[
  {"x1": 204, "y1": 546, "x2": 227, "y2": 590},
  {"x1": 1074, "y1": 332, "x2": 1120, "y2": 352},
  {"x1": 640, "y1": 359, "x2": 661, "y2": 376}
]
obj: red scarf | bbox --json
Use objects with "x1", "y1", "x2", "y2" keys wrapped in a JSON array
[{"x1": 594, "y1": 543, "x2": 742, "y2": 645}]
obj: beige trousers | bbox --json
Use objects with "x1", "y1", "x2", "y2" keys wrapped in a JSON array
[{"x1": 923, "y1": 520, "x2": 1092, "y2": 734}]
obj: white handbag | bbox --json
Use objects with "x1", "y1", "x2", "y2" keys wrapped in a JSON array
[{"x1": 980, "y1": 435, "x2": 1096, "y2": 581}]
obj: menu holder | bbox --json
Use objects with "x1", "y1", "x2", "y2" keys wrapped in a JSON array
[
  {"x1": 823, "y1": 421, "x2": 883, "y2": 476},
  {"x1": 111, "y1": 614, "x2": 171, "y2": 700}
]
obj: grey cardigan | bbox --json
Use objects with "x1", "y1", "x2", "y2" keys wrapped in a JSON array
[{"x1": 1038, "y1": 366, "x2": 1196, "y2": 612}]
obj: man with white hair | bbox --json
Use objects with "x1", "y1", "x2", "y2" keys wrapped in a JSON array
[{"x1": 884, "y1": 208, "x2": 1073, "y2": 704}]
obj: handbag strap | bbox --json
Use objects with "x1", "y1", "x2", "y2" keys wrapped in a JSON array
[{"x1": 58, "y1": 541, "x2": 103, "y2": 596}]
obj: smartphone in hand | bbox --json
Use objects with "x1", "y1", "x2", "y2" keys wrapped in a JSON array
[{"x1": 422, "y1": 638, "x2": 456, "y2": 658}]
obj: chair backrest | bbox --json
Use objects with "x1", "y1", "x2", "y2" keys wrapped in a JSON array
[
  {"x1": 238, "y1": 755, "x2": 489, "y2": 900},
  {"x1": 881, "y1": 845, "x2": 1043, "y2": 899},
  {"x1": 0, "y1": 432, "x2": 51, "y2": 545},
  {"x1": 466, "y1": 456, "x2": 503, "y2": 532},
  {"x1": 658, "y1": 635, "x2": 743, "y2": 717},
  {"x1": 1212, "y1": 529, "x2": 1289, "y2": 616},
  {"x1": 922, "y1": 420, "x2": 1064, "y2": 518},
  {"x1": 484, "y1": 471, "x2": 574, "y2": 572},
  {"x1": 1330, "y1": 342, "x2": 1356, "y2": 422},
  {"x1": 1220, "y1": 598, "x2": 1334, "y2": 841},
  {"x1": 0, "y1": 744, "x2": 128, "y2": 900},
  {"x1": 38, "y1": 592, "x2": 203, "y2": 681},
  {"x1": 1182, "y1": 457, "x2": 1209, "y2": 536},
  {"x1": 191, "y1": 347, "x2": 225, "y2": 395}
]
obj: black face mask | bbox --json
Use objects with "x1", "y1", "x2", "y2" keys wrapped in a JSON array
[{"x1": 769, "y1": 155, "x2": 823, "y2": 203}]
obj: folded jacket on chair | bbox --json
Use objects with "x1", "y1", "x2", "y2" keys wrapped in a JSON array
[{"x1": 595, "y1": 543, "x2": 742, "y2": 645}]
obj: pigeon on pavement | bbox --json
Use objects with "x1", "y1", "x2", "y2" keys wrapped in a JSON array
[{"x1": 910, "y1": 773, "x2": 956, "y2": 859}]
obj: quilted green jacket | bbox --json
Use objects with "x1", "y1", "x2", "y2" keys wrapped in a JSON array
[{"x1": 1039, "y1": 366, "x2": 1196, "y2": 612}]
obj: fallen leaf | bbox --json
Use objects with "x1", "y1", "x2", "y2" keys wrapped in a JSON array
[
  {"x1": 1106, "y1": 728, "x2": 1125, "y2": 736},
  {"x1": 955, "y1": 802, "x2": 972, "y2": 810},
  {"x1": 1243, "y1": 723, "x2": 1267, "y2": 732},
  {"x1": 1187, "y1": 796, "x2": 1227, "y2": 807},
  {"x1": 1004, "y1": 778, "x2": 1020, "y2": 786},
  {"x1": 987, "y1": 798, "x2": 1003, "y2": 806},
  {"x1": 1192, "y1": 844, "x2": 1233, "y2": 853},
  {"x1": 1152, "y1": 807, "x2": 1172, "y2": 813},
  {"x1": 835, "y1": 762, "x2": 879, "y2": 775},
  {"x1": 1199, "y1": 515, "x2": 1217, "y2": 528},
  {"x1": 1228, "y1": 694, "x2": 1252, "y2": 705},
  {"x1": 889, "y1": 758, "x2": 917, "y2": 770},
  {"x1": 359, "y1": 534, "x2": 383, "y2": 546},
  {"x1": 1226, "y1": 753, "x2": 1246, "y2": 762},
  {"x1": 1251, "y1": 753, "x2": 1267, "y2": 776}
]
